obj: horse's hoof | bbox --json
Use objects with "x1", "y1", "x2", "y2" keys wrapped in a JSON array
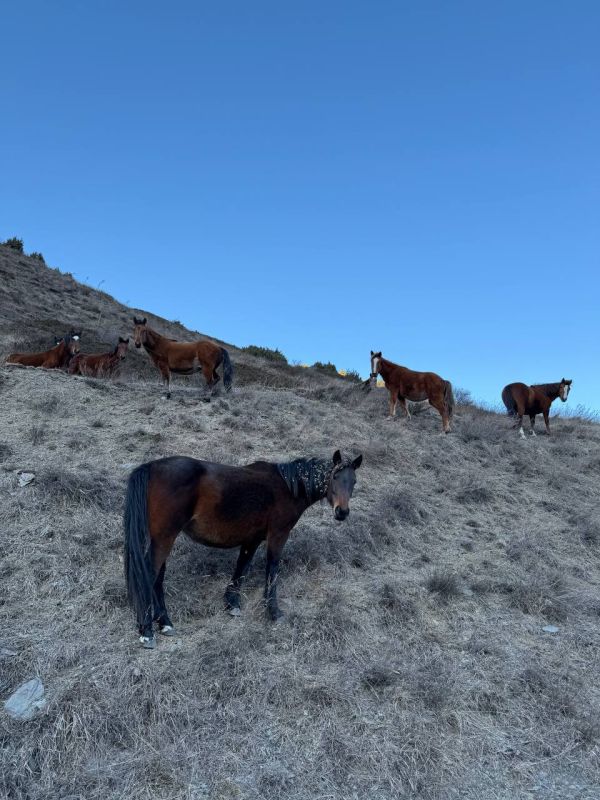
[
  {"x1": 228, "y1": 606, "x2": 241, "y2": 617},
  {"x1": 159, "y1": 624, "x2": 176, "y2": 636},
  {"x1": 139, "y1": 635, "x2": 156, "y2": 649}
]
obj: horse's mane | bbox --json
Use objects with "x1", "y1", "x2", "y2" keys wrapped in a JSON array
[
  {"x1": 276, "y1": 457, "x2": 333, "y2": 502},
  {"x1": 532, "y1": 383, "x2": 561, "y2": 398}
]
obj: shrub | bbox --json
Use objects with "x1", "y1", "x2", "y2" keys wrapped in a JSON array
[
  {"x1": 341, "y1": 369, "x2": 362, "y2": 383},
  {"x1": 29, "y1": 252, "x2": 46, "y2": 263},
  {"x1": 312, "y1": 361, "x2": 338, "y2": 376},
  {"x1": 242, "y1": 345, "x2": 288, "y2": 364},
  {"x1": 1, "y1": 236, "x2": 24, "y2": 252}
]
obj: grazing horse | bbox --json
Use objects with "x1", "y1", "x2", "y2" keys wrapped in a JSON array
[
  {"x1": 6, "y1": 331, "x2": 81, "y2": 369},
  {"x1": 132, "y1": 317, "x2": 233, "y2": 398},
  {"x1": 124, "y1": 449, "x2": 363, "y2": 647},
  {"x1": 370, "y1": 351, "x2": 455, "y2": 433},
  {"x1": 69, "y1": 337, "x2": 129, "y2": 377},
  {"x1": 502, "y1": 379, "x2": 572, "y2": 437}
]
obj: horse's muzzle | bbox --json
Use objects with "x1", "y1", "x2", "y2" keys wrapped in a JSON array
[
  {"x1": 135, "y1": 342, "x2": 141, "y2": 348},
  {"x1": 334, "y1": 506, "x2": 349, "y2": 521}
]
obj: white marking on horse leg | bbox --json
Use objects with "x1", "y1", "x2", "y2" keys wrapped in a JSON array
[
  {"x1": 530, "y1": 429, "x2": 536, "y2": 437},
  {"x1": 519, "y1": 428, "x2": 526, "y2": 439}
]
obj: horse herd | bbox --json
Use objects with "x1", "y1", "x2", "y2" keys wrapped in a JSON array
[{"x1": 5, "y1": 319, "x2": 573, "y2": 647}]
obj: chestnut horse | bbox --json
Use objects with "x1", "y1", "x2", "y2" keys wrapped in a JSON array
[
  {"x1": 69, "y1": 337, "x2": 129, "y2": 377},
  {"x1": 502, "y1": 379, "x2": 572, "y2": 437},
  {"x1": 370, "y1": 351, "x2": 455, "y2": 433},
  {"x1": 132, "y1": 317, "x2": 233, "y2": 398},
  {"x1": 6, "y1": 331, "x2": 81, "y2": 369},
  {"x1": 124, "y1": 449, "x2": 363, "y2": 647}
]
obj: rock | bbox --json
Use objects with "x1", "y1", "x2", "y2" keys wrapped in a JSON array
[
  {"x1": 17, "y1": 471, "x2": 35, "y2": 487},
  {"x1": 542, "y1": 625, "x2": 559, "y2": 634},
  {"x1": 4, "y1": 678, "x2": 47, "y2": 721},
  {"x1": 0, "y1": 648, "x2": 18, "y2": 658}
]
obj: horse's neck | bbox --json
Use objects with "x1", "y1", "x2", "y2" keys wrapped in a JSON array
[
  {"x1": 54, "y1": 341, "x2": 67, "y2": 363},
  {"x1": 534, "y1": 383, "x2": 560, "y2": 401},
  {"x1": 145, "y1": 328, "x2": 167, "y2": 355},
  {"x1": 379, "y1": 359, "x2": 399, "y2": 380}
]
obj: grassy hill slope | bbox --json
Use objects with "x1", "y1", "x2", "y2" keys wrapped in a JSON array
[{"x1": 1, "y1": 247, "x2": 599, "y2": 800}]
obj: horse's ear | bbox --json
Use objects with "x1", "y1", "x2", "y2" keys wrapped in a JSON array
[
  {"x1": 352, "y1": 454, "x2": 363, "y2": 470},
  {"x1": 561, "y1": 377, "x2": 566, "y2": 383},
  {"x1": 142, "y1": 317, "x2": 147, "y2": 325},
  {"x1": 567, "y1": 378, "x2": 572, "y2": 385},
  {"x1": 370, "y1": 350, "x2": 374, "y2": 356},
  {"x1": 333, "y1": 449, "x2": 342, "y2": 465}
]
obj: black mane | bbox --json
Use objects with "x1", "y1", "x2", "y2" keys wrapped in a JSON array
[{"x1": 276, "y1": 457, "x2": 333, "y2": 503}]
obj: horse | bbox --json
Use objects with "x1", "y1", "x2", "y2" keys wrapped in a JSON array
[
  {"x1": 501, "y1": 379, "x2": 572, "y2": 437},
  {"x1": 68, "y1": 337, "x2": 129, "y2": 377},
  {"x1": 124, "y1": 449, "x2": 363, "y2": 648},
  {"x1": 132, "y1": 317, "x2": 233, "y2": 398},
  {"x1": 6, "y1": 331, "x2": 81, "y2": 369},
  {"x1": 370, "y1": 351, "x2": 455, "y2": 433}
]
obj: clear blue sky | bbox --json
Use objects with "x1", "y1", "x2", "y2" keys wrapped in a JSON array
[{"x1": 2, "y1": 2, "x2": 599, "y2": 410}]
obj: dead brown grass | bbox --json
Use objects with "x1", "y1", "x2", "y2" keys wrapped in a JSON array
[{"x1": 1, "y1": 248, "x2": 599, "y2": 800}]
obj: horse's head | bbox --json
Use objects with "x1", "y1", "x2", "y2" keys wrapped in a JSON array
[
  {"x1": 66, "y1": 331, "x2": 81, "y2": 356},
  {"x1": 117, "y1": 337, "x2": 130, "y2": 359},
  {"x1": 370, "y1": 351, "x2": 382, "y2": 383},
  {"x1": 132, "y1": 317, "x2": 148, "y2": 348},
  {"x1": 559, "y1": 378, "x2": 572, "y2": 402},
  {"x1": 327, "y1": 449, "x2": 363, "y2": 521}
]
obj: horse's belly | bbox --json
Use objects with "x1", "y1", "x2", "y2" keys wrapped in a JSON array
[
  {"x1": 183, "y1": 517, "x2": 262, "y2": 549},
  {"x1": 406, "y1": 390, "x2": 428, "y2": 402}
]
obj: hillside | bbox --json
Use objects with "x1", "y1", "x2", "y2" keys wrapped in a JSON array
[{"x1": 1, "y1": 247, "x2": 599, "y2": 800}]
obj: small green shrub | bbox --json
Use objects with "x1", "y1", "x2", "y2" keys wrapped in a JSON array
[
  {"x1": 1, "y1": 237, "x2": 24, "y2": 252},
  {"x1": 312, "y1": 361, "x2": 338, "y2": 376},
  {"x1": 29, "y1": 252, "x2": 45, "y2": 263},
  {"x1": 342, "y1": 369, "x2": 362, "y2": 383},
  {"x1": 242, "y1": 345, "x2": 288, "y2": 364}
]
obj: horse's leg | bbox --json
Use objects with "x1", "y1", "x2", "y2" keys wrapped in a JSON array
[
  {"x1": 224, "y1": 540, "x2": 261, "y2": 616},
  {"x1": 529, "y1": 415, "x2": 537, "y2": 436},
  {"x1": 543, "y1": 410, "x2": 551, "y2": 435},
  {"x1": 149, "y1": 535, "x2": 177, "y2": 638},
  {"x1": 202, "y1": 363, "x2": 216, "y2": 394},
  {"x1": 388, "y1": 391, "x2": 398, "y2": 418},
  {"x1": 158, "y1": 362, "x2": 171, "y2": 399},
  {"x1": 264, "y1": 534, "x2": 287, "y2": 621},
  {"x1": 398, "y1": 396, "x2": 411, "y2": 419},
  {"x1": 428, "y1": 395, "x2": 450, "y2": 433}
]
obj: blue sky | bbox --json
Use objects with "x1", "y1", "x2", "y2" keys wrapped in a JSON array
[{"x1": 2, "y1": 2, "x2": 599, "y2": 409}]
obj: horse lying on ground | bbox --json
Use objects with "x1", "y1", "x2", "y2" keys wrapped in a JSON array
[
  {"x1": 370, "y1": 351, "x2": 455, "y2": 433},
  {"x1": 132, "y1": 317, "x2": 233, "y2": 398},
  {"x1": 6, "y1": 331, "x2": 81, "y2": 369},
  {"x1": 502, "y1": 379, "x2": 572, "y2": 437},
  {"x1": 68, "y1": 337, "x2": 129, "y2": 377},
  {"x1": 124, "y1": 449, "x2": 362, "y2": 648}
]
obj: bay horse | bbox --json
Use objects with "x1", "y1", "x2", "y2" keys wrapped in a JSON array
[
  {"x1": 68, "y1": 337, "x2": 129, "y2": 377},
  {"x1": 6, "y1": 331, "x2": 81, "y2": 369},
  {"x1": 124, "y1": 449, "x2": 363, "y2": 647},
  {"x1": 502, "y1": 379, "x2": 572, "y2": 437},
  {"x1": 132, "y1": 317, "x2": 233, "y2": 397},
  {"x1": 370, "y1": 351, "x2": 455, "y2": 433}
]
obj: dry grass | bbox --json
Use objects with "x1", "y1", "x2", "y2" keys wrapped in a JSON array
[{"x1": 1, "y1": 247, "x2": 600, "y2": 800}]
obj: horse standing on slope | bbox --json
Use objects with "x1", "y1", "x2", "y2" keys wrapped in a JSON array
[
  {"x1": 370, "y1": 351, "x2": 455, "y2": 433},
  {"x1": 132, "y1": 317, "x2": 233, "y2": 398},
  {"x1": 501, "y1": 379, "x2": 572, "y2": 437},
  {"x1": 6, "y1": 331, "x2": 81, "y2": 369},
  {"x1": 68, "y1": 337, "x2": 129, "y2": 377},
  {"x1": 124, "y1": 450, "x2": 362, "y2": 647}
]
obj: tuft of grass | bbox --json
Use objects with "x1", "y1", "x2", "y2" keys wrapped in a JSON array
[
  {"x1": 242, "y1": 344, "x2": 288, "y2": 363},
  {"x1": 427, "y1": 571, "x2": 461, "y2": 601}
]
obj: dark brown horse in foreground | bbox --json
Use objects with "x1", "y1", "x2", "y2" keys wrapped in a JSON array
[
  {"x1": 68, "y1": 337, "x2": 129, "y2": 377},
  {"x1": 6, "y1": 331, "x2": 81, "y2": 369},
  {"x1": 124, "y1": 449, "x2": 362, "y2": 647},
  {"x1": 133, "y1": 317, "x2": 233, "y2": 397},
  {"x1": 502, "y1": 379, "x2": 572, "y2": 437},
  {"x1": 370, "y1": 351, "x2": 455, "y2": 432}
]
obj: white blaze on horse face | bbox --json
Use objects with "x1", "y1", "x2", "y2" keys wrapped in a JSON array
[
  {"x1": 72, "y1": 336, "x2": 79, "y2": 341},
  {"x1": 561, "y1": 383, "x2": 570, "y2": 401},
  {"x1": 371, "y1": 355, "x2": 380, "y2": 375}
]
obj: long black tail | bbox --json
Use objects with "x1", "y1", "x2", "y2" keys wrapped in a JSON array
[
  {"x1": 444, "y1": 380, "x2": 455, "y2": 419},
  {"x1": 501, "y1": 385, "x2": 516, "y2": 416},
  {"x1": 124, "y1": 463, "x2": 154, "y2": 628},
  {"x1": 221, "y1": 347, "x2": 233, "y2": 392}
]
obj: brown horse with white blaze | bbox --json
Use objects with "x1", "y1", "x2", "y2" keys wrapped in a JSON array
[
  {"x1": 6, "y1": 331, "x2": 81, "y2": 369},
  {"x1": 502, "y1": 379, "x2": 572, "y2": 437},
  {"x1": 370, "y1": 351, "x2": 455, "y2": 432},
  {"x1": 124, "y1": 450, "x2": 362, "y2": 647},
  {"x1": 132, "y1": 317, "x2": 233, "y2": 398},
  {"x1": 68, "y1": 337, "x2": 129, "y2": 377}
]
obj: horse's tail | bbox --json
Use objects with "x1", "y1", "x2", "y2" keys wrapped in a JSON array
[
  {"x1": 501, "y1": 385, "x2": 516, "y2": 416},
  {"x1": 221, "y1": 347, "x2": 233, "y2": 392},
  {"x1": 123, "y1": 463, "x2": 154, "y2": 628},
  {"x1": 444, "y1": 380, "x2": 455, "y2": 419}
]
